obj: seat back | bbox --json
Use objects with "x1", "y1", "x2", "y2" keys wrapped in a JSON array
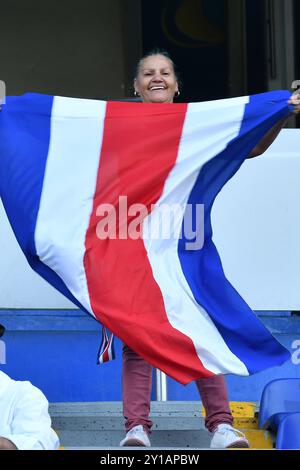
[
  {"x1": 276, "y1": 413, "x2": 300, "y2": 449},
  {"x1": 258, "y1": 378, "x2": 300, "y2": 429}
]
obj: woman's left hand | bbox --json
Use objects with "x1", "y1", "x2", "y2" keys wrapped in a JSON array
[{"x1": 288, "y1": 91, "x2": 300, "y2": 114}]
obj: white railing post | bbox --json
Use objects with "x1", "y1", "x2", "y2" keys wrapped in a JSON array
[{"x1": 156, "y1": 370, "x2": 168, "y2": 401}]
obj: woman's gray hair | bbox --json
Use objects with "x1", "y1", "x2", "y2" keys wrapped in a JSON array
[{"x1": 135, "y1": 48, "x2": 181, "y2": 86}]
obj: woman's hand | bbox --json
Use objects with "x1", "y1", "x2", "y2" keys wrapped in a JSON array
[{"x1": 288, "y1": 91, "x2": 300, "y2": 114}]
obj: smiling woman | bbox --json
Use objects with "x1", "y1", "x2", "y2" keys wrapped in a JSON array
[
  {"x1": 134, "y1": 50, "x2": 180, "y2": 103},
  {"x1": 120, "y1": 49, "x2": 251, "y2": 451},
  {"x1": 120, "y1": 49, "x2": 300, "y2": 450}
]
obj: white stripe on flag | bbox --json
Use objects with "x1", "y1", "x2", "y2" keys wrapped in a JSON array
[
  {"x1": 143, "y1": 96, "x2": 249, "y2": 375},
  {"x1": 35, "y1": 96, "x2": 106, "y2": 315}
]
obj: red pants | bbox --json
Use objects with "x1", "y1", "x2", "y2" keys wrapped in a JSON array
[{"x1": 122, "y1": 344, "x2": 233, "y2": 434}]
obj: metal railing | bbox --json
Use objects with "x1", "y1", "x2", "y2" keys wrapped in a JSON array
[{"x1": 156, "y1": 370, "x2": 168, "y2": 401}]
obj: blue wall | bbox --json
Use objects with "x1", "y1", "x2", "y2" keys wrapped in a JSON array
[{"x1": 0, "y1": 310, "x2": 299, "y2": 403}]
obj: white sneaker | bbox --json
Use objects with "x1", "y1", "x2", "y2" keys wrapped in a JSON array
[
  {"x1": 210, "y1": 424, "x2": 250, "y2": 449},
  {"x1": 120, "y1": 425, "x2": 151, "y2": 447}
]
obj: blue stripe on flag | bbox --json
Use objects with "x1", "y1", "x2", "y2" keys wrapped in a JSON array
[
  {"x1": 0, "y1": 93, "x2": 90, "y2": 312},
  {"x1": 0, "y1": 93, "x2": 53, "y2": 254},
  {"x1": 178, "y1": 91, "x2": 291, "y2": 374}
]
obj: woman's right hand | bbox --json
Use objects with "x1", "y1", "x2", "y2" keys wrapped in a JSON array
[{"x1": 288, "y1": 91, "x2": 300, "y2": 114}]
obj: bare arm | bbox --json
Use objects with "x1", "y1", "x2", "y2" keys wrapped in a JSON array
[
  {"x1": 249, "y1": 117, "x2": 289, "y2": 158},
  {"x1": 248, "y1": 92, "x2": 300, "y2": 158}
]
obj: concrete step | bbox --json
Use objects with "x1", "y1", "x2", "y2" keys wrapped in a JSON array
[
  {"x1": 58, "y1": 429, "x2": 272, "y2": 449},
  {"x1": 50, "y1": 401, "x2": 274, "y2": 449},
  {"x1": 59, "y1": 430, "x2": 211, "y2": 448}
]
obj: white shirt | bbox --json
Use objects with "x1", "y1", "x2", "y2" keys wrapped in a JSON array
[{"x1": 0, "y1": 371, "x2": 59, "y2": 450}]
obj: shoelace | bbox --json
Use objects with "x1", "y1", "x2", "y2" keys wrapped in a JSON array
[
  {"x1": 128, "y1": 427, "x2": 143, "y2": 437},
  {"x1": 219, "y1": 426, "x2": 247, "y2": 439}
]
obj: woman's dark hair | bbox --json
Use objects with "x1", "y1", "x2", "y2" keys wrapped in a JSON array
[{"x1": 135, "y1": 48, "x2": 181, "y2": 88}]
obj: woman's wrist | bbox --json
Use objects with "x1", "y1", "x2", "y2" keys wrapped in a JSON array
[{"x1": 288, "y1": 92, "x2": 300, "y2": 114}]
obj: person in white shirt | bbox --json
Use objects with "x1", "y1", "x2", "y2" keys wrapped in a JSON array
[{"x1": 0, "y1": 324, "x2": 60, "y2": 450}]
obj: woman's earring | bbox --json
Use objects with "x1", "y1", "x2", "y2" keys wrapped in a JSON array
[
  {"x1": 175, "y1": 91, "x2": 180, "y2": 98},
  {"x1": 134, "y1": 91, "x2": 139, "y2": 97}
]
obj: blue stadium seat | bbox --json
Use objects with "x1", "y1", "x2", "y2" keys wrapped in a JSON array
[
  {"x1": 258, "y1": 378, "x2": 300, "y2": 430},
  {"x1": 276, "y1": 413, "x2": 300, "y2": 449}
]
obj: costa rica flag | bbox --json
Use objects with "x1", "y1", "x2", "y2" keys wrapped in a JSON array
[{"x1": 0, "y1": 91, "x2": 291, "y2": 384}]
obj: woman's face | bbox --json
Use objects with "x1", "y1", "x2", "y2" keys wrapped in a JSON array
[{"x1": 134, "y1": 55, "x2": 179, "y2": 103}]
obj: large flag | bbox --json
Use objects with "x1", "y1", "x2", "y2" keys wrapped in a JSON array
[{"x1": 0, "y1": 91, "x2": 291, "y2": 384}]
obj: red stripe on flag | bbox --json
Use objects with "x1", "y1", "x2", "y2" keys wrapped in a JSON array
[{"x1": 84, "y1": 102, "x2": 213, "y2": 384}]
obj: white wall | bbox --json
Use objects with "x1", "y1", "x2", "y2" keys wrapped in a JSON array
[
  {"x1": 212, "y1": 129, "x2": 300, "y2": 310},
  {"x1": 0, "y1": 202, "x2": 75, "y2": 308},
  {"x1": 1, "y1": 129, "x2": 299, "y2": 310}
]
